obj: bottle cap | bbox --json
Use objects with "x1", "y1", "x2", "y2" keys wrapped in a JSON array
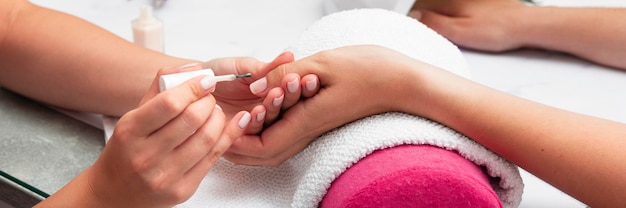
[{"x1": 135, "y1": 5, "x2": 159, "y2": 25}]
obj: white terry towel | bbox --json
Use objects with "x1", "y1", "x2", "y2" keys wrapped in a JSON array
[{"x1": 180, "y1": 8, "x2": 523, "y2": 208}]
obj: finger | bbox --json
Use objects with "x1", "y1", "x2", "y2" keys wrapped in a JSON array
[
  {"x1": 148, "y1": 95, "x2": 217, "y2": 159},
  {"x1": 228, "y1": 89, "x2": 360, "y2": 160},
  {"x1": 224, "y1": 133, "x2": 313, "y2": 166},
  {"x1": 182, "y1": 111, "x2": 250, "y2": 183},
  {"x1": 170, "y1": 110, "x2": 250, "y2": 203},
  {"x1": 245, "y1": 105, "x2": 266, "y2": 135},
  {"x1": 124, "y1": 75, "x2": 215, "y2": 137},
  {"x1": 161, "y1": 104, "x2": 224, "y2": 183},
  {"x1": 225, "y1": 105, "x2": 313, "y2": 159},
  {"x1": 204, "y1": 51, "x2": 294, "y2": 82},
  {"x1": 300, "y1": 74, "x2": 319, "y2": 98},
  {"x1": 281, "y1": 73, "x2": 302, "y2": 110},
  {"x1": 255, "y1": 51, "x2": 295, "y2": 78},
  {"x1": 262, "y1": 87, "x2": 284, "y2": 123}
]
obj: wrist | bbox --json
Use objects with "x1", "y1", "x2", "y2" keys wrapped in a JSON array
[
  {"x1": 394, "y1": 61, "x2": 446, "y2": 120},
  {"x1": 514, "y1": 6, "x2": 566, "y2": 50},
  {"x1": 504, "y1": 5, "x2": 536, "y2": 49},
  {"x1": 35, "y1": 167, "x2": 107, "y2": 208}
]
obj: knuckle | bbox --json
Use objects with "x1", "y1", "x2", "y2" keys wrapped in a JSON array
[
  {"x1": 199, "y1": 131, "x2": 219, "y2": 149},
  {"x1": 155, "y1": 67, "x2": 171, "y2": 77},
  {"x1": 180, "y1": 108, "x2": 206, "y2": 130},
  {"x1": 185, "y1": 82, "x2": 206, "y2": 98},
  {"x1": 128, "y1": 156, "x2": 150, "y2": 176},
  {"x1": 110, "y1": 120, "x2": 134, "y2": 143},
  {"x1": 159, "y1": 94, "x2": 186, "y2": 115},
  {"x1": 143, "y1": 171, "x2": 168, "y2": 194},
  {"x1": 209, "y1": 145, "x2": 228, "y2": 161},
  {"x1": 168, "y1": 186, "x2": 193, "y2": 204}
]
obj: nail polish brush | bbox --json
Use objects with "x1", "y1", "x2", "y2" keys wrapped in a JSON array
[{"x1": 159, "y1": 69, "x2": 251, "y2": 92}]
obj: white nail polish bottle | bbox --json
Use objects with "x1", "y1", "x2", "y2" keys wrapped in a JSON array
[
  {"x1": 132, "y1": 5, "x2": 164, "y2": 52},
  {"x1": 159, "y1": 69, "x2": 215, "y2": 92}
]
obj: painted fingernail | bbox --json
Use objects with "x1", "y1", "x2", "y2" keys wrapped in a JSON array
[
  {"x1": 176, "y1": 63, "x2": 201, "y2": 70},
  {"x1": 215, "y1": 104, "x2": 222, "y2": 111},
  {"x1": 273, "y1": 94, "x2": 284, "y2": 107},
  {"x1": 305, "y1": 78, "x2": 317, "y2": 91},
  {"x1": 249, "y1": 77, "x2": 267, "y2": 94},
  {"x1": 287, "y1": 78, "x2": 299, "y2": 93},
  {"x1": 238, "y1": 112, "x2": 251, "y2": 129},
  {"x1": 201, "y1": 76, "x2": 216, "y2": 91},
  {"x1": 256, "y1": 110, "x2": 266, "y2": 122}
]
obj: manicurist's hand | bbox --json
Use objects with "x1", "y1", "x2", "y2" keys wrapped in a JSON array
[
  {"x1": 410, "y1": 0, "x2": 527, "y2": 52},
  {"x1": 223, "y1": 45, "x2": 443, "y2": 166},
  {"x1": 36, "y1": 64, "x2": 252, "y2": 208},
  {"x1": 410, "y1": 0, "x2": 626, "y2": 69}
]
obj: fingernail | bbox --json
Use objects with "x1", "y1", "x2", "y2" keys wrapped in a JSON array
[
  {"x1": 215, "y1": 104, "x2": 222, "y2": 111},
  {"x1": 305, "y1": 78, "x2": 317, "y2": 91},
  {"x1": 287, "y1": 78, "x2": 299, "y2": 93},
  {"x1": 201, "y1": 76, "x2": 216, "y2": 91},
  {"x1": 273, "y1": 94, "x2": 284, "y2": 107},
  {"x1": 176, "y1": 63, "x2": 201, "y2": 70},
  {"x1": 256, "y1": 110, "x2": 266, "y2": 122},
  {"x1": 249, "y1": 77, "x2": 267, "y2": 94},
  {"x1": 238, "y1": 112, "x2": 251, "y2": 129}
]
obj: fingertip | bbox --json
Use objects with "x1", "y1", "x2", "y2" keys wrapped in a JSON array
[
  {"x1": 250, "y1": 77, "x2": 268, "y2": 95},
  {"x1": 221, "y1": 111, "x2": 251, "y2": 145},
  {"x1": 251, "y1": 106, "x2": 267, "y2": 122},
  {"x1": 301, "y1": 74, "x2": 319, "y2": 97},
  {"x1": 272, "y1": 93, "x2": 285, "y2": 107},
  {"x1": 237, "y1": 111, "x2": 252, "y2": 129},
  {"x1": 284, "y1": 73, "x2": 301, "y2": 93}
]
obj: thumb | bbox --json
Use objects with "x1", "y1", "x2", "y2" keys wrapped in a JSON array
[{"x1": 254, "y1": 51, "x2": 295, "y2": 79}]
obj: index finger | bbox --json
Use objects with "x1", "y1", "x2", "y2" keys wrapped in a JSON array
[{"x1": 123, "y1": 74, "x2": 216, "y2": 137}]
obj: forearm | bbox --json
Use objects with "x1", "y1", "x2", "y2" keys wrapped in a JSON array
[
  {"x1": 406, "y1": 67, "x2": 626, "y2": 207},
  {"x1": 517, "y1": 6, "x2": 626, "y2": 69},
  {"x1": 0, "y1": 0, "x2": 196, "y2": 116}
]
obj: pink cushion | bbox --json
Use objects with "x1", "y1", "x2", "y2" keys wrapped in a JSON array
[{"x1": 320, "y1": 145, "x2": 502, "y2": 208}]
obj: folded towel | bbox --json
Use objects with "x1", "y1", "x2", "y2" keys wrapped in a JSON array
[{"x1": 180, "y1": 8, "x2": 523, "y2": 208}]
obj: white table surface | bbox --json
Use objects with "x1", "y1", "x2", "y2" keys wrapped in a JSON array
[{"x1": 29, "y1": 0, "x2": 626, "y2": 207}]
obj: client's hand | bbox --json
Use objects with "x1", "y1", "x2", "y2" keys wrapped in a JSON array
[
  {"x1": 82, "y1": 65, "x2": 250, "y2": 207},
  {"x1": 202, "y1": 52, "x2": 304, "y2": 134},
  {"x1": 410, "y1": 0, "x2": 527, "y2": 52},
  {"x1": 224, "y1": 45, "x2": 443, "y2": 166}
]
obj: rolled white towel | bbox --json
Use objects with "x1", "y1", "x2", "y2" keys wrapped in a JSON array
[{"x1": 323, "y1": 0, "x2": 416, "y2": 15}]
